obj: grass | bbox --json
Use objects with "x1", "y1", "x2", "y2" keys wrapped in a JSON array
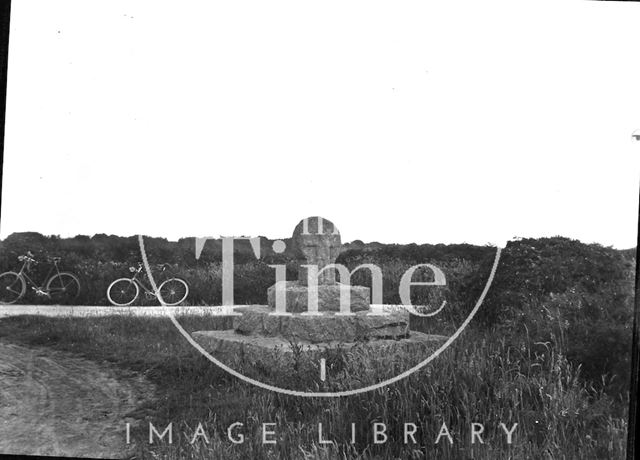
[{"x1": 0, "y1": 313, "x2": 629, "y2": 459}]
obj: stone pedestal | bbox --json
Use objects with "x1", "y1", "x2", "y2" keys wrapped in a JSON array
[
  {"x1": 191, "y1": 304, "x2": 448, "y2": 363},
  {"x1": 233, "y1": 305, "x2": 408, "y2": 342},
  {"x1": 191, "y1": 216, "x2": 447, "y2": 365},
  {"x1": 192, "y1": 328, "x2": 446, "y2": 362},
  {"x1": 266, "y1": 281, "x2": 370, "y2": 313}
]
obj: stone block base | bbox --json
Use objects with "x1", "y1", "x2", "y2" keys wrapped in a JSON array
[
  {"x1": 191, "y1": 329, "x2": 447, "y2": 362},
  {"x1": 267, "y1": 281, "x2": 370, "y2": 313},
  {"x1": 233, "y1": 305, "x2": 409, "y2": 343}
]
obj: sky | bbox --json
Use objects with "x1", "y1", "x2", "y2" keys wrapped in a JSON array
[{"x1": 2, "y1": 1, "x2": 640, "y2": 248}]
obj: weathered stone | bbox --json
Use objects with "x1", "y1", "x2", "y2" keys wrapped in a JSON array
[
  {"x1": 233, "y1": 308, "x2": 266, "y2": 334},
  {"x1": 354, "y1": 314, "x2": 410, "y2": 340},
  {"x1": 191, "y1": 329, "x2": 447, "y2": 363},
  {"x1": 267, "y1": 281, "x2": 370, "y2": 313},
  {"x1": 230, "y1": 305, "x2": 409, "y2": 343},
  {"x1": 292, "y1": 217, "x2": 341, "y2": 285},
  {"x1": 279, "y1": 315, "x2": 358, "y2": 343},
  {"x1": 192, "y1": 330, "x2": 300, "y2": 362},
  {"x1": 262, "y1": 313, "x2": 282, "y2": 336},
  {"x1": 233, "y1": 305, "x2": 285, "y2": 336},
  {"x1": 279, "y1": 312, "x2": 409, "y2": 343}
]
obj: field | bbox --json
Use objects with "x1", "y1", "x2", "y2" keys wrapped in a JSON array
[
  {"x1": 0, "y1": 311, "x2": 630, "y2": 459},
  {"x1": 0, "y1": 234, "x2": 635, "y2": 458}
]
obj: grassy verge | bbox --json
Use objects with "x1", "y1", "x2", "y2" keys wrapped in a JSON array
[{"x1": 0, "y1": 314, "x2": 628, "y2": 459}]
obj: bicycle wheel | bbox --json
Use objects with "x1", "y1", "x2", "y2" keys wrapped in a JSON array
[
  {"x1": 158, "y1": 278, "x2": 189, "y2": 306},
  {"x1": 46, "y1": 272, "x2": 81, "y2": 304},
  {"x1": 107, "y1": 278, "x2": 139, "y2": 306},
  {"x1": 0, "y1": 272, "x2": 26, "y2": 304}
]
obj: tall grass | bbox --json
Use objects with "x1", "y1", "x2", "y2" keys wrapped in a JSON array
[{"x1": 0, "y1": 314, "x2": 628, "y2": 459}]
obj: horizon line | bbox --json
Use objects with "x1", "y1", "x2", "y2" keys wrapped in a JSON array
[{"x1": 0, "y1": 230, "x2": 636, "y2": 251}]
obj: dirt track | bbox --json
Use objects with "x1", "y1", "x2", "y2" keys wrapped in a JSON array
[{"x1": 0, "y1": 341, "x2": 155, "y2": 458}]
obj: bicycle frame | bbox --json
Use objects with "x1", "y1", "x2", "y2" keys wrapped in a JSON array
[
  {"x1": 128, "y1": 265, "x2": 164, "y2": 295},
  {"x1": 17, "y1": 259, "x2": 63, "y2": 292}
]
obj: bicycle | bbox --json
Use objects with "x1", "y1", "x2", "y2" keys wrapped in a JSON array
[
  {"x1": 0, "y1": 251, "x2": 81, "y2": 305},
  {"x1": 106, "y1": 262, "x2": 189, "y2": 306}
]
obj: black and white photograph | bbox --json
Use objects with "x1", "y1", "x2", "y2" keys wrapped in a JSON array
[{"x1": 0, "y1": 1, "x2": 639, "y2": 459}]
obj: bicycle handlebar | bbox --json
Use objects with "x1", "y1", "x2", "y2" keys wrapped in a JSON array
[
  {"x1": 137, "y1": 262, "x2": 171, "y2": 268},
  {"x1": 18, "y1": 254, "x2": 37, "y2": 263},
  {"x1": 131, "y1": 262, "x2": 171, "y2": 273},
  {"x1": 18, "y1": 253, "x2": 62, "y2": 264}
]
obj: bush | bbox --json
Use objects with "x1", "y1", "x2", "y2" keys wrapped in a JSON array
[{"x1": 0, "y1": 232, "x2": 634, "y2": 398}]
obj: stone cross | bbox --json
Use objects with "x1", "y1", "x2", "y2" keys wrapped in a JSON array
[{"x1": 292, "y1": 216, "x2": 341, "y2": 285}]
